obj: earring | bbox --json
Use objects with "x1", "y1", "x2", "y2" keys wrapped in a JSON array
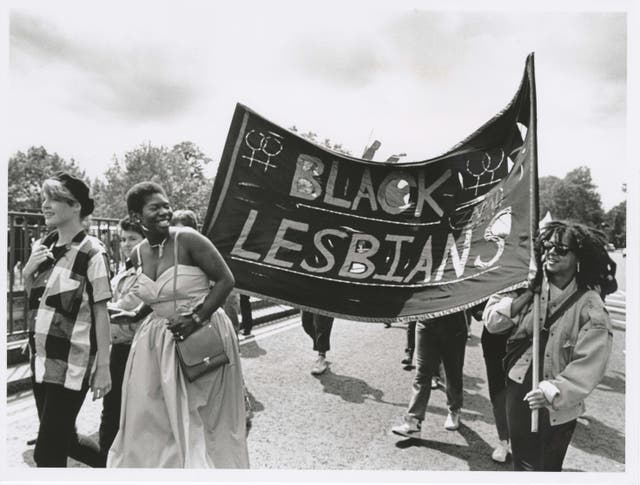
[{"x1": 576, "y1": 260, "x2": 581, "y2": 274}]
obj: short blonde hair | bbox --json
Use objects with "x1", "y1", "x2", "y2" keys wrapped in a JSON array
[{"x1": 42, "y1": 179, "x2": 78, "y2": 206}]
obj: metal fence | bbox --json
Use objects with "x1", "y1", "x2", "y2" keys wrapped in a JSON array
[{"x1": 6, "y1": 212, "x2": 122, "y2": 337}]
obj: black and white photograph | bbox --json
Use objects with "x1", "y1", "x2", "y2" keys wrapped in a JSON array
[{"x1": 2, "y1": 0, "x2": 638, "y2": 484}]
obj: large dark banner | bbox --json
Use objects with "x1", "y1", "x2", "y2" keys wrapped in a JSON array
[{"x1": 203, "y1": 55, "x2": 539, "y2": 322}]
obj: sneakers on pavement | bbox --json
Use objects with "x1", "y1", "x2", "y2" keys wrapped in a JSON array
[
  {"x1": 491, "y1": 440, "x2": 510, "y2": 463},
  {"x1": 444, "y1": 410, "x2": 460, "y2": 431},
  {"x1": 310, "y1": 356, "x2": 328, "y2": 375},
  {"x1": 391, "y1": 416, "x2": 422, "y2": 438}
]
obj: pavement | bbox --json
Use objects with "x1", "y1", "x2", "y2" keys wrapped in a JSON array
[{"x1": 4, "y1": 287, "x2": 627, "y2": 471}]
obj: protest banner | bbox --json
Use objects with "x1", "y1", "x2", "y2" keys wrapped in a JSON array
[{"x1": 202, "y1": 55, "x2": 539, "y2": 322}]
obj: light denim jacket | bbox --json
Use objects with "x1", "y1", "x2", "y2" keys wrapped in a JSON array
[{"x1": 483, "y1": 277, "x2": 612, "y2": 425}]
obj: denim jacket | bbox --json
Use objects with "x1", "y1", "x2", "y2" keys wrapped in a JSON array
[{"x1": 483, "y1": 277, "x2": 612, "y2": 425}]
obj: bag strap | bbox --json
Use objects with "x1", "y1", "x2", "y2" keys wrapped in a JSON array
[
  {"x1": 173, "y1": 230, "x2": 180, "y2": 314},
  {"x1": 543, "y1": 288, "x2": 586, "y2": 331}
]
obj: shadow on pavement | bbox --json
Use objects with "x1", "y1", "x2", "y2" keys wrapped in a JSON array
[
  {"x1": 596, "y1": 371, "x2": 625, "y2": 395},
  {"x1": 570, "y1": 415, "x2": 625, "y2": 464},
  {"x1": 240, "y1": 338, "x2": 267, "y2": 358},
  {"x1": 394, "y1": 423, "x2": 510, "y2": 471},
  {"x1": 315, "y1": 368, "x2": 406, "y2": 407}
]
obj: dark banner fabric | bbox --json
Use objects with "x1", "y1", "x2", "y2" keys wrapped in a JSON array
[{"x1": 203, "y1": 56, "x2": 538, "y2": 322}]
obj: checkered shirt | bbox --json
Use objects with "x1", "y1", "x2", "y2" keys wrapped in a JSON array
[{"x1": 26, "y1": 230, "x2": 112, "y2": 390}]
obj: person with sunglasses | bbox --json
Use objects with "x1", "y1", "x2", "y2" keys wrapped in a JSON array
[{"x1": 483, "y1": 220, "x2": 616, "y2": 471}]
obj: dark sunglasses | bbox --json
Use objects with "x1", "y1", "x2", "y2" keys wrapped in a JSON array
[{"x1": 542, "y1": 240, "x2": 573, "y2": 256}]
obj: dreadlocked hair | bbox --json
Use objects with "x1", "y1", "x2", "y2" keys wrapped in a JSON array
[{"x1": 535, "y1": 220, "x2": 617, "y2": 298}]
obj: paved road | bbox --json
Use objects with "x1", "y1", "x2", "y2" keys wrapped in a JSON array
[{"x1": 6, "y1": 292, "x2": 626, "y2": 472}]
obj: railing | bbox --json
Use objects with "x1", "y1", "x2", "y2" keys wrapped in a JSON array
[{"x1": 6, "y1": 212, "x2": 122, "y2": 337}]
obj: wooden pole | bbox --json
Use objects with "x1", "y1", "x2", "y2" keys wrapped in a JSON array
[{"x1": 531, "y1": 292, "x2": 541, "y2": 432}]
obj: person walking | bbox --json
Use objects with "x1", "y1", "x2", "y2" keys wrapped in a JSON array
[
  {"x1": 107, "y1": 182, "x2": 249, "y2": 468},
  {"x1": 392, "y1": 311, "x2": 468, "y2": 436},
  {"x1": 301, "y1": 311, "x2": 334, "y2": 375},
  {"x1": 96, "y1": 217, "x2": 148, "y2": 465},
  {"x1": 484, "y1": 221, "x2": 615, "y2": 471},
  {"x1": 23, "y1": 172, "x2": 112, "y2": 467}
]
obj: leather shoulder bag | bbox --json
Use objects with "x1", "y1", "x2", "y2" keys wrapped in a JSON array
[{"x1": 171, "y1": 230, "x2": 230, "y2": 382}]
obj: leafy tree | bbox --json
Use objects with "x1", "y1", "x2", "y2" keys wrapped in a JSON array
[
  {"x1": 604, "y1": 200, "x2": 626, "y2": 248},
  {"x1": 8, "y1": 147, "x2": 86, "y2": 212},
  {"x1": 538, "y1": 166, "x2": 605, "y2": 228},
  {"x1": 92, "y1": 141, "x2": 213, "y2": 222},
  {"x1": 289, "y1": 126, "x2": 352, "y2": 156}
]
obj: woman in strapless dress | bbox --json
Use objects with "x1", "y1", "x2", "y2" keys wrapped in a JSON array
[{"x1": 107, "y1": 181, "x2": 249, "y2": 468}]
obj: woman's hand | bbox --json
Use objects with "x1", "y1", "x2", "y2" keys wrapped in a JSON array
[
  {"x1": 23, "y1": 243, "x2": 53, "y2": 277},
  {"x1": 91, "y1": 364, "x2": 111, "y2": 401},
  {"x1": 167, "y1": 313, "x2": 200, "y2": 341},
  {"x1": 523, "y1": 388, "x2": 550, "y2": 410}
]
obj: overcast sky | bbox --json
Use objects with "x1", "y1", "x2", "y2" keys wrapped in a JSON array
[{"x1": 8, "y1": 1, "x2": 627, "y2": 210}]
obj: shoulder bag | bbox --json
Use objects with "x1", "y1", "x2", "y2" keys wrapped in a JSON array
[{"x1": 171, "y1": 230, "x2": 230, "y2": 382}]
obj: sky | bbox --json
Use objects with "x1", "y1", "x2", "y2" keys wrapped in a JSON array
[{"x1": 7, "y1": 1, "x2": 628, "y2": 210}]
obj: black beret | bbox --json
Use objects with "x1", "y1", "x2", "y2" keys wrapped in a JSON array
[{"x1": 51, "y1": 172, "x2": 95, "y2": 217}]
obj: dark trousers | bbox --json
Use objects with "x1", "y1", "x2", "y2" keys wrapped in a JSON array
[
  {"x1": 405, "y1": 321, "x2": 417, "y2": 354},
  {"x1": 407, "y1": 312, "x2": 467, "y2": 419},
  {"x1": 240, "y1": 295, "x2": 253, "y2": 334},
  {"x1": 481, "y1": 328, "x2": 510, "y2": 441},
  {"x1": 97, "y1": 343, "x2": 131, "y2": 466},
  {"x1": 32, "y1": 379, "x2": 102, "y2": 467},
  {"x1": 301, "y1": 311, "x2": 334, "y2": 353},
  {"x1": 506, "y1": 369, "x2": 577, "y2": 471}
]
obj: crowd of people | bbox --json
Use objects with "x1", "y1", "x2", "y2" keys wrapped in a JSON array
[{"x1": 22, "y1": 171, "x2": 618, "y2": 471}]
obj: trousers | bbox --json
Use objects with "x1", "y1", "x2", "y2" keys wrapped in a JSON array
[
  {"x1": 97, "y1": 343, "x2": 131, "y2": 465},
  {"x1": 301, "y1": 311, "x2": 334, "y2": 353},
  {"x1": 481, "y1": 327, "x2": 510, "y2": 441},
  {"x1": 407, "y1": 312, "x2": 467, "y2": 419},
  {"x1": 506, "y1": 368, "x2": 577, "y2": 471}
]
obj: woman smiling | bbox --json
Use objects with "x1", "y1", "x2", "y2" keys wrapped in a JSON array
[{"x1": 483, "y1": 221, "x2": 616, "y2": 471}]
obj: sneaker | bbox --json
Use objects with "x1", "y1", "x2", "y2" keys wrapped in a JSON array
[
  {"x1": 491, "y1": 440, "x2": 510, "y2": 463},
  {"x1": 311, "y1": 356, "x2": 328, "y2": 375},
  {"x1": 431, "y1": 376, "x2": 441, "y2": 389},
  {"x1": 444, "y1": 411, "x2": 460, "y2": 431},
  {"x1": 401, "y1": 351, "x2": 413, "y2": 365},
  {"x1": 391, "y1": 416, "x2": 422, "y2": 437}
]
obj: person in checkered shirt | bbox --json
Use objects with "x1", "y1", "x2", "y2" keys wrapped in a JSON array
[{"x1": 23, "y1": 172, "x2": 113, "y2": 467}]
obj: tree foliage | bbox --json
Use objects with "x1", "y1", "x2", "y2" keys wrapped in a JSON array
[
  {"x1": 8, "y1": 147, "x2": 86, "y2": 212},
  {"x1": 92, "y1": 141, "x2": 214, "y2": 222},
  {"x1": 538, "y1": 166, "x2": 605, "y2": 229},
  {"x1": 604, "y1": 200, "x2": 626, "y2": 248}
]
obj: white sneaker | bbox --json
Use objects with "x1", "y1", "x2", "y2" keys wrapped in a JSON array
[
  {"x1": 444, "y1": 411, "x2": 460, "y2": 431},
  {"x1": 310, "y1": 356, "x2": 328, "y2": 375},
  {"x1": 391, "y1": 416, "x2": 422, "y2": 437},
  {"x1": 491, "y1": 440, "x2": 510, "y2": 463}
]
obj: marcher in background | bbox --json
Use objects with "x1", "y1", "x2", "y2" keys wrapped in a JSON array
[
  {"x1": 96, "y1": 217, "x2": 149, "y2": 465},
  {"x1": 171, "y1": 209, "x2": 199, "y2": 230},
  {"x1": 392, "y1": 311, "x2": 468, "y2": 436},
  {"x1": 473, "y1": 301, "x2": 511, "y2": 463},
  {"x1": 23, "y1": 172, "x2": 112, "y2": 467},
  {"x1": 108, "y1": 182, "x2": 248, "y2": 468},
  {"x1": 401, "y1": 321, "x2": 445, "y2": 388},
  {"x1": 301, "y1": 311, "x2": 334, "y2": 375},
  {"x1": 484, "y1": 221, "x2": 616, "y2": 471}
]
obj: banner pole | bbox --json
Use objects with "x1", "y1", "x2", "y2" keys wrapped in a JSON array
[{"x1": 527, "y1": 52, "x2": 541, "y2": 433}]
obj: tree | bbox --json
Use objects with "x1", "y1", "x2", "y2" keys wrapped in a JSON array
[
  {"x1": 537, "y1": 166, "x2": 605, "y2": 228},
  {"x1": 289, "y1": 126, "x2": 352, "y2": 156},
  {"x1": 91, "y1": 141, "x2": 213, "y2": 222},
  {"x1": 8, "y1": 147, "x2": 86, "y2": 212},
  {"x1": 604, "y1": 200, "x2": 626, "y2": 248}
]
